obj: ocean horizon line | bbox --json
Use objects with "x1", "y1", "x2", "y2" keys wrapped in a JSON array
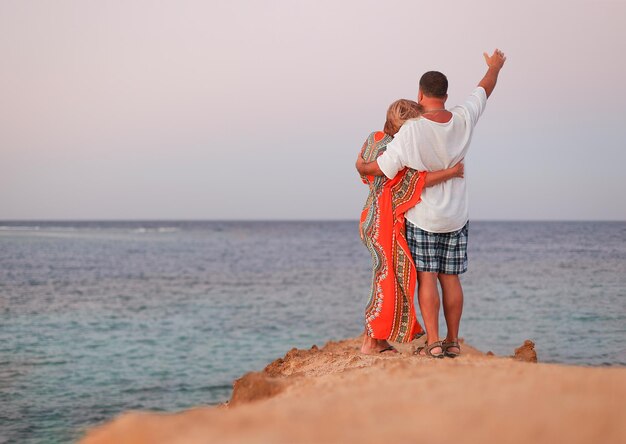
[{"x1": 0, "y1": 218, "x2": 624, "y2": 224}]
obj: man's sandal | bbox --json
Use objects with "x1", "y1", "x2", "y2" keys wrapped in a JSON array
[
  {"x1": 414, "y1": 341, "x2": 445, "y2": 359},
  {"x1": 442, "y1": 339, "x2": 461, "y2": 358}
]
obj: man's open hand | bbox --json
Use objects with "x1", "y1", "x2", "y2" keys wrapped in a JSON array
[
  {"x1": 479, "y1": 49, "x2": 506, "y2": 97},
  {"x1": 483, "y1": 49, "x2": 506, "y2": 70}
]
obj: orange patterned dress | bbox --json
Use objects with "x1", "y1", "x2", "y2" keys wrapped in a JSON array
[{"x1": 359, "y1": 131, "x2": 426, "y2": 342}]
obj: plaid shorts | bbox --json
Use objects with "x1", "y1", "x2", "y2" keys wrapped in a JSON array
[{"x1": 406, "y1": 221, "x2": 469, "y2": 275}]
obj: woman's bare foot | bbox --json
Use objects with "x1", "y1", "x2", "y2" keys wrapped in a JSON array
[
  {"x1": 360, "y1": 335, "x2": 379, "y2": 354},
  {"x1": 361, "y1": 336, "x2": 398, "y2": 355}
]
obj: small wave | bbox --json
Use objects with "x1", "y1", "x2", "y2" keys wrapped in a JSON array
[
  {"x1": 36, "y1": 360, "x2": 69, "y2": 366},
  {"x1": 0, "y1": 225, "x2": 80, "y2": 232},
  {"x1": 0, "y1": 226, "x2": 41, "y2": 231},
  {"x1": 45, "y1": 227, "x2": 79, "y2": 232},
  {"x1": 132, "y1": 227, "x2": 180, "y2": 234},
  {"x1": 158, "y1": 227, "x2": 179, "y2": 233}
]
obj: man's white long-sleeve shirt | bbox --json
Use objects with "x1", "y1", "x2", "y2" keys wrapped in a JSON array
[{"x1": 377, "y1": 87, "x2": 487, "y2": 233}]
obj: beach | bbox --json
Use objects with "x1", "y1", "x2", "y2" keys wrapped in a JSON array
[{"x1": 80, "y1": 336, "x2": 626, "y2": 444}]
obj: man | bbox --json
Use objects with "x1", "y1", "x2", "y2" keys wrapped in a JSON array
[{"x1": 356, "y1": 49, "x2": 506, "y2": 358}]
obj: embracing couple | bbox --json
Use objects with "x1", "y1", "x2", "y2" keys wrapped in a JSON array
[{"x1": 357, "y1": 49, "x2": 506, "y2": 358}]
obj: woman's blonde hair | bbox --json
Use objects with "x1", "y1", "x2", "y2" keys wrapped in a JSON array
[{"x1": 384, "y1": 99, "x2": 423, "y2": 136}]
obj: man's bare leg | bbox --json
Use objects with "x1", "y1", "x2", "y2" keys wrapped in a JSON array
[
  {"x1": 417, "y1": 271, "x2": 442, "y2": 354},
  {"x1": 439, "y1": 273, "x2": 463, "y2": 354}
]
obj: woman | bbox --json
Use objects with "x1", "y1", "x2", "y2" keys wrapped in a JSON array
[{"x1": 358, "y1": 99, "x2": 464, "y2": 354}]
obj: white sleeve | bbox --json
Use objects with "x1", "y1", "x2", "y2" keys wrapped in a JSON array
[
  {"x1": 462, "y1": 87, "x2": 488, "y2": 128},
  {"x1": 376, "y1": 130, "x2": 408, "y2": 180}
]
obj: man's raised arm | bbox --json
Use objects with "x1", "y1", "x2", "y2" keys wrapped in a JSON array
[{"x1": 478, "y1": 49, "x2": 506, "y2": 98}]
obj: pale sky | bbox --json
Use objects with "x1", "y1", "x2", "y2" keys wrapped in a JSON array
[{"x1": 1, "y1": 0, "x2": 625, "y2": 220}]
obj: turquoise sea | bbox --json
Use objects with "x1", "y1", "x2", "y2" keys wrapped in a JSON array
[{"x1": 1, "y1": 221, "x2": 625, "y2": 443}]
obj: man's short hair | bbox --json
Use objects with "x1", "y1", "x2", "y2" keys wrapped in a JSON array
[{"x1": 419, "y1": 71, "x2": 448, "y2": 98}]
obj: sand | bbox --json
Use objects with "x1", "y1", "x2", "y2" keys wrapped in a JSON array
[{"x1": 79, "y1": 337, "x2": 626, "y2": 444}]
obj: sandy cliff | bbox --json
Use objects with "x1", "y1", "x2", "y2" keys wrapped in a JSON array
[{"x1": 80, "y1": 337, "x2": 626, "y2": 444}]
